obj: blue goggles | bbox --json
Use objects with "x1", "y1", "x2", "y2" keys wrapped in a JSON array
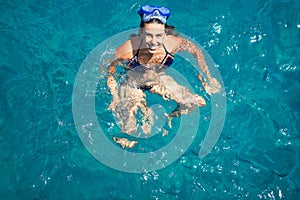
[{"x1": 138, "y1": 5, "x2": 171, "y2": 24}]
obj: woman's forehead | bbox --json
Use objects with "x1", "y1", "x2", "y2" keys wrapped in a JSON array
[{"x1": 143, "y1": 23, "x2": 165, "y2": 33}]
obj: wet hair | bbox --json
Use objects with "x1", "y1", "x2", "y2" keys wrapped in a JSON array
[
  {"x1": 130, "y1": 18, "x2": 178, "y2": 38},
  {"x1": 139, "y1": 18, "x2": 178, "y2": 36},
  {"x1": 140, "y1": 18, "x2": 178, "y2": 36}
]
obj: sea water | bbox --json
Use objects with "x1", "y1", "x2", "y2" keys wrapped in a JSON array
[{"x1": 0, "y1": 0, "x2": 299, "y2": 199}]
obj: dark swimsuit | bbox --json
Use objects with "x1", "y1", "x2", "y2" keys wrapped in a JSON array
[
  {"x1": 127, "y1": 40, "x2": 174, "y2": 69},
  {"x1": 127, "y1": 40, "x2": 174, "y2": 91}
]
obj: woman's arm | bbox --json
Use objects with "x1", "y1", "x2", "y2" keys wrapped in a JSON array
[
  {"x1": 107, "y1": 39, "x2": 133, "y2": 75},
  {"x1": 105, "y1": 39, "x2": 134, "y2": 110},
  {"x1": 174, "y1": 37, "x2": 221, "y2": 95},
  {"x1": 106, "y1": 58, "x2": 121, "y2": 110}
]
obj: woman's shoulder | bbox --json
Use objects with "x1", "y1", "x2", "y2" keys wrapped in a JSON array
[
  {"x1": 164, "y1": 35, "x2": 183, "y2": 54},
  {"x1": 115, "y1": 36, "x2": 141, "y2": 60}
]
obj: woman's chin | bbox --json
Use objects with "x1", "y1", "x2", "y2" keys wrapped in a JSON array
[{"x1": 147, "y1": 48, "x2": 158, "y2": 54}]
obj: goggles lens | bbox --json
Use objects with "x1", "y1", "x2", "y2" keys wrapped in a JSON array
[{"x1": 140, "y1": 5, "x2": 170, "y2": 17}]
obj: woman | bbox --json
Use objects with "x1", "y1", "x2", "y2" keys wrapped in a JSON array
[{"x1": 107, "y1": 5, "x2": 221, "y2": 135}]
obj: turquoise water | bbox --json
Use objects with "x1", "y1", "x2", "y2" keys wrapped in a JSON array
[{"x1": 1, "y1": 0, "x2": 300, "y2": 199}]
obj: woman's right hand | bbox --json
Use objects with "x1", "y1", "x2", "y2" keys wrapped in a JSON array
[
  {"x1": 107, "y1": 75, "x2": 117, "y2": 90},
  {"x1": 107, "y1": 75, "x2": 119, "y2": 111}
]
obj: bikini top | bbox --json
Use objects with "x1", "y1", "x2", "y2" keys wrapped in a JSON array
[{"x1": 127, "y1": 40, "x2": 174, "y2": 70}]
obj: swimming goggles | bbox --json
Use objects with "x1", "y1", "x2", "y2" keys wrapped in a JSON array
[{"x1": 138, "y1": 5, "x2": 171, "y2": 24}]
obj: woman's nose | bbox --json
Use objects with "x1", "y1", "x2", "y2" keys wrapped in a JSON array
[{"x1": 151, "y1": 37, "x2": 158, "y2": 44}]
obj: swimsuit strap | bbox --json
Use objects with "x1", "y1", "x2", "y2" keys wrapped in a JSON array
[
  {"x1": 160, "y1": 44, "x2": 174, "y2": 66},
  {"x1": 162, "y1": 44, "x2": 174, "y2": 57},
  {"x1": 127, "y1": 39, "x2": 143, "y2": 68},
  {"x1": 133, "y1": 39, "x2": 144, "y2": 58}
]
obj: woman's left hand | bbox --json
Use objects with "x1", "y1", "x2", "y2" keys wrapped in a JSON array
[
  {"x1": 207, "y1": 77, "x2": 221, "y2": 95},
  {"x1": 198, "y1": 75, "x2": 221, "y2": 95}
]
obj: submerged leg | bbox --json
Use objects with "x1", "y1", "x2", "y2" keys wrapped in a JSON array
[
  {"x1": 113, "y1": 85, "x2": 153, "y2": 135},
  {"x1": 149, "y1": 73, "x2": 206, "y2": 126},
  {"x1": 139, "y1": 98, "x2": 154, "y2": 135}
]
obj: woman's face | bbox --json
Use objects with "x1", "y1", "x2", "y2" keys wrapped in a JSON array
[{"x1": 142, "y1": 23, "x2": 166, "y2": 54}]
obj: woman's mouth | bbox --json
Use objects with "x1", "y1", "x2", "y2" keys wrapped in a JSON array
[{"x1": 147, "y1": 45, "x2": 159, "y2": 51}]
